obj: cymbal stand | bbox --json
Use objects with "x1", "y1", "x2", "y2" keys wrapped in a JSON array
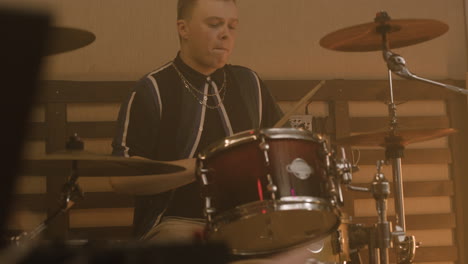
[
  {"x1": 375, "y1": 11, "x2": 417, "y2": 263},
  {"x1": 346, "y1": 160, "x2": 391, "y2": 264},
  {"x1": 381, "y1": 40, "x2": 468, "y2": 96},
  {"x1": 12, "y1": 135, "x2": 84, "y2": 244}
]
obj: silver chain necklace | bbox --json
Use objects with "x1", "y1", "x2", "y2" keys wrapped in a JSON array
[{"x1": 172, "y1": 62, "x2": 227, "y2": 109}]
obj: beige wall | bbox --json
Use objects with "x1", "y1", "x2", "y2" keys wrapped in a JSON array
[{"x1": 3, "y1": 0, "x2": 466, "y2": 81}]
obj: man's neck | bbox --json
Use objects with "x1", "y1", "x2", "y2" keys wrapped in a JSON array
[{"x1": 179, "y1": 50, "x2": 217, "y2": 76}]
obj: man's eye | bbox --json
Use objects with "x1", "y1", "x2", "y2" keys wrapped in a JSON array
[{"x1": 209, "y1": 23, "x2": 221, "y2": 28}]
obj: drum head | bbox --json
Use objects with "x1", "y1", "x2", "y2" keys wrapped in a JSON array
[{"x1": 209, "y1": 200, "x2": 340, "y2": 255}]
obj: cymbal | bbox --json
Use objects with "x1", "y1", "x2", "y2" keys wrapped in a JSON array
[
  {"x1": 320, "y1": 19, "x2": 449, "y2": 52},
  {"x1": 45, "y1": 27, "x2": 95, "y2": 56},
  {"x1": 334, "y1": 128, "x2": 456, "y2": 147},
  {"x1": 109, "y1": 158, "x2": 196, "y2": 195},
  {"x1": 21, "y1": 150, "x2": 185, "y2": 176}
]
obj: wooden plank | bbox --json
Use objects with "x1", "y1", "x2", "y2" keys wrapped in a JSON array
[
  {"x1": 38, "y1": 81, "x2": 134, "y2": 103},
  {"x1": 358, "y1": 246, "x2": 458, "y2": 263},
  {"x1": 329, "y1": 101, "x2": 353, "y2": 214},
  {"x1": 354, "y1": 196, "x2": 451, "y2": 217},
  {"x1": 21, "y1": 140, "x2": 46, "y2": 157},
  {"x1": 349, "y1": 116, "x2": 450, "y2": 133},
  {"x1": 45, "y1": 103, "x2": 67, "y2": 153},
  {"x1": 13, "y1": 193, "x2": 134, "y2": 211},
  {"x1": 311, "y1": 116, "x2": 333, "y2": 134},
  {"x1": 356, "y1": 148, "x2": 451, "y2": 164},
  {"x1": 348, "y1": 101, "x2": 447, "y2": 118},
  {"x1": 45, "y1": 102, "x2": 69, "y2": 240},
  {"x1": 265, "y1": 80, "x2": 322, "y2": 101},
  {"x1": 14, "y1": 176, "x2": 47, "y2": 194},
  {"x1": 68, "y1": 226, "x2": 133, "y2": 240},
  {"x1": 78, "y1": 177, "x2": 114, "y2": 192},
  {"x1": 37, "y1": 80, "x2": 464, "y2": 103},
  {"x1": 352, "y1": 213, "x2": 457, "y2": 230},
  {"x1": 69, "y1": 208, "x2": 133, "y2": 228},
  {"x1": 80, "y1": 138, "x2": 113, "y2": 155},
  {"x1": 25, "y1": 122, "x2": 46, "y2": 140},
  {"x1": 267, "y1": 80, "x2": 464, "y2": 101},
  {"x1": 447, "y1": 93, "x2": 468, "y2": 264},
  {"x1": 67, "y1": 122, "x2": 116, "y2": 138},
  {"x1": 351, "y1": 164, "x2": 450, "y2": 183},
  {"x1": 412, "y1": 246, "x2": 458, "y2": 262},
  {"x1": 74, "y1": 193, "x2": 134, "y2": 209},
  {"x1": 344, "y1": 181, "x2": 453, "y2": 199},
  {"x1": 67, "y1": 103, "x2": 120, "y2": 122},
  {"x1": 12, "y1": 194, "x2": 46, "y2": 211},
  {"x1": 7, "y1": 210, "x2": 47, "y2": 230}
]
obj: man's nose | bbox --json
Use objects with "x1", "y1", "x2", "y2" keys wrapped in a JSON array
[{"x1": 220, "y1": 25, "x2": 230, "y2": 40}]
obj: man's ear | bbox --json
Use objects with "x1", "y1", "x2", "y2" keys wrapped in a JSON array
[{"x1": 177, "y1": 19, "x2": 189, "y2": 40}]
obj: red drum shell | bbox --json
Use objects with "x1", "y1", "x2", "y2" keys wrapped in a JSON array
[{"x1": 198, "y1": 128, "x2": 340, "y2": 255}]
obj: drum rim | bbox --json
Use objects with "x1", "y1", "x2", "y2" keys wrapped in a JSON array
[
  {"x1": 198, "y1": 128, "x2": 324, "y2": 160},
  {"x1": 207, "y1": 198, "x2": 341, "y2": 255}
]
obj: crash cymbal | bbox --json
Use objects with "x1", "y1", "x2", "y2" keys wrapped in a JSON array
[
  {"x1": 335, "y1": 128, "x2": 456, "y2": 147},
  {"x1": 320, "y1": 18, "x2": 448, "y2": 52},
  {"x1": 45, "y1": 27, "x2": 95, "y2": 56},
  {"x1": 21, "y1": 150, "x2": 185, "y2": 176}
]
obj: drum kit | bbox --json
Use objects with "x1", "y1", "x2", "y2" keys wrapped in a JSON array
[{"x1": 9, "y1": 11, "x2": 467, "y2": 264}]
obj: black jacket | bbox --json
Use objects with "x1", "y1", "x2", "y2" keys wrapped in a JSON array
[{"x1": 112, "y1": 55, "x2": 282, "y2": 237}]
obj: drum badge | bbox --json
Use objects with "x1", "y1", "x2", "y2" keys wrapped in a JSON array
[{"x1": 286, "y1": 158, "x2": 313, "y2": 180}]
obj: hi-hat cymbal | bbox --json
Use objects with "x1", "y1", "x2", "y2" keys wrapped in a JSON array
[
  {"x1": 45, "y1": 27, "x2": 95, "y2": 56},
  {"x1": 21, "y1": 150, "x2": 185, "y2": 176},
  {"x1": 335, "y1": 128, "x2": 456, "y2": 147},
  {"x1": 320, "y1": 19, "x2": 449, "y2": 52}
]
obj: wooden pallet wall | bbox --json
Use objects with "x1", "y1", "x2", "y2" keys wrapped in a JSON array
[{"x1": 8, "y1": 79, "x2": 467, "y2": 264}]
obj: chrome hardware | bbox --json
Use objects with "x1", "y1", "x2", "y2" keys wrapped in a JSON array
[
  {"x1": 200, "y1": 173, "x2": 209, "y2": 186},
  {"x1": 204, "y1": 197, "x2": 215, "y2": 223},
  {"x1": 395, "y1": 235, "x2": 417, "y2": 264},
  {"x1": 259, "y1": 136, "x2": 270, "y2": 166},
  {"x1": 336, "y1": 147, "x2": 353, "y2": 185},
  {"x1": 266, "y1": 174, "x2": 277, "y2": 199}
]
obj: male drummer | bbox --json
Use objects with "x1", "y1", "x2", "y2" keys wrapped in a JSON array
[{"x1": 112, "y1": 0, "x2": 282, "y2": 243}]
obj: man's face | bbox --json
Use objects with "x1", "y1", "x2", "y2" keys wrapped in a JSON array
[{"x1": 179, "y1": 0, "x2": 238, "y2": 74}]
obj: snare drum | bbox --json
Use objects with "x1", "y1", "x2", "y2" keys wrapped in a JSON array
[{"x1": 197, "y1": 128, "x2": 341, "y2": 255}]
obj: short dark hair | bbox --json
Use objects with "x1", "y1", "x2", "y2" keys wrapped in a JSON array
[
  {"x1": 177, "y1": 0, "x2": 196, "y2": 20},
  {"x1": 177, "y1": 0, "x2": 236, "y2": 20}
]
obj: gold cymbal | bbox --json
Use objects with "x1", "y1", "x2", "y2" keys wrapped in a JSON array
[
  {"x1": 45, "y1": 27, "x2": 95, "y2": 56},
  {"x1": 21, "y1": 150, "x2": 185, "y2": 176},
  {"x1": 334, "y1": 128, "x2": 456, "y2": 147},
  {"x1": 320, "y1": 19, "x2": 448, "y2": 52}
]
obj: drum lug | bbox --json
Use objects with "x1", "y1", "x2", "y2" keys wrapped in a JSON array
[
  {"x1": 204, "y1": 197, "x2": 216, "y2": 222},
  {"x1": 197, "y1": 159, "x2": 210, "y2": 185},
  {"x1": 259, "y1": 137, "x2": 270, "y2": 166},
  {"x1": 200, "y1": 171, "x2": 209, "y2": 185},
  {"x1": 266, "y1": 174, "x2": 277, "y2": 199}
]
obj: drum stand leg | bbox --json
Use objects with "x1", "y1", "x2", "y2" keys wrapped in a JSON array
[
  {"x1": 12, "y1": 135, "x2": 85, "y2": 244},
  {"x1": 378, "y1": 12, "x2": 417, "y2": 262},
  {"x1": 347, "y1": 156, "x2": 416, "y2": 264},
  {"x1": 347, "y1": 160, "x2": 391, "y2": 264},
  {"x1": 12, "y1": 160, "x2": 83, "y2": 244}
]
